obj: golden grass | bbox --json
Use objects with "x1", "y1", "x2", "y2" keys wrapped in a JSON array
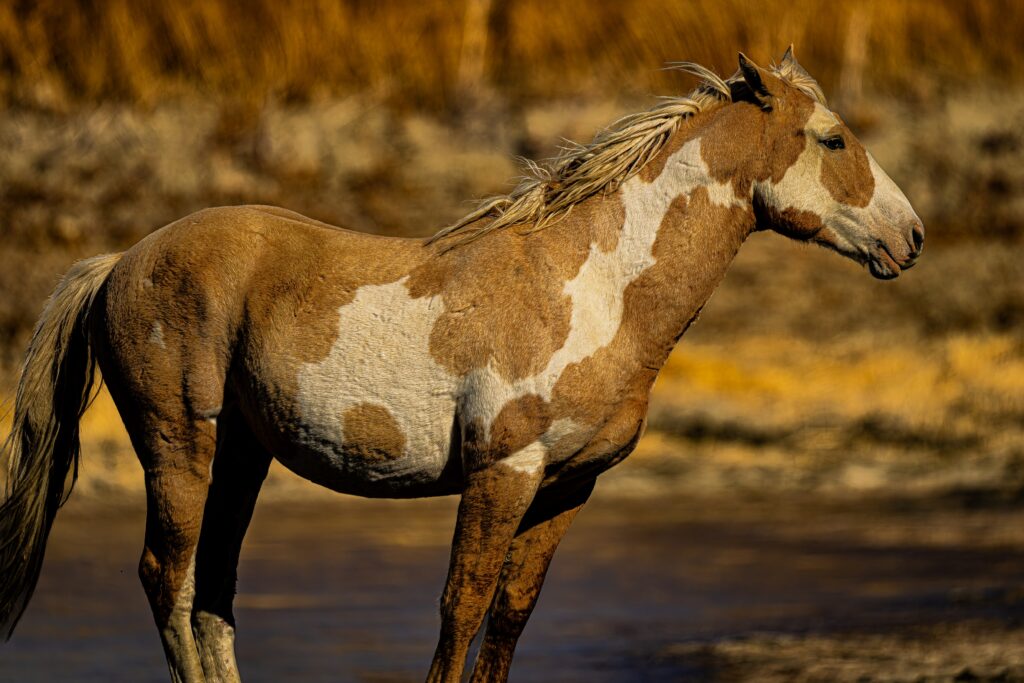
[
  {"x1": 1, "y1": 0, "x2": 1020, "y2": 110},
  {"x1": 656, "y1": 333, "x2": 1024, "y2": 426}
]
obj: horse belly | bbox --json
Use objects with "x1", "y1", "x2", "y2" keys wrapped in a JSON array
[
  {"x1": 271, "y1": 278, "x2": 461, "y2": 496},
  {"x1": 281, "y1": 386, "x2": 459, "y2": 497}
]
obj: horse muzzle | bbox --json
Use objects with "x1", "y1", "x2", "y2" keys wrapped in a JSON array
[{"x1": 867, "y1": 220, "x2": 925, "y2": 280}]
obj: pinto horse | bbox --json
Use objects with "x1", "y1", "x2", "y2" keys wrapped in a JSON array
[{"x1": 0, "y1": 49, "x2": 922, "y2": 682}]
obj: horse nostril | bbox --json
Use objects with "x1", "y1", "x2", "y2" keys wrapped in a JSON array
[{"x1": 912, "y1": 223, "x2": 925, "y2": 253}]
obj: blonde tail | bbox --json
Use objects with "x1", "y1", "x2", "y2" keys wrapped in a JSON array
[{"x1": 0, "y1": 253, "x2": 121, "y2": 639}]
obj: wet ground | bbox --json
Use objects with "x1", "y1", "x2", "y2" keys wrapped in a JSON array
[{"x1": 4, "y1": 493, "x2": 1024, "y2": 682}]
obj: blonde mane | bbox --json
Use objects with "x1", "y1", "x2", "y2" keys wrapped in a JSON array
[{"x1": 427, "y1": 58, "x2": 826, "y2": 251}]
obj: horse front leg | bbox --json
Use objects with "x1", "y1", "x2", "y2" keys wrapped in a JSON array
[
  {"x1": 426, "y1": 451, "x2": 544, "y2": 683},
  {"x1": 468, "y1": 479, "x2": 594, "y2": 683}
]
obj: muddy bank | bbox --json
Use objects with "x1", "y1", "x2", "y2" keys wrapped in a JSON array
[{"x1": 4, "y1": 495, "x2": 1024, "y2": 682}]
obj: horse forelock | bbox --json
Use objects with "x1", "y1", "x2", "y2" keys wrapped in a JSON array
[{"x1": 427, "y1": 59, "x2": 826, "y2": 252}]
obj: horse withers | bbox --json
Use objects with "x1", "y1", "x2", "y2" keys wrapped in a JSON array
[{"x1": 0, "y1": 48, "x2": 922, "y2": 682}]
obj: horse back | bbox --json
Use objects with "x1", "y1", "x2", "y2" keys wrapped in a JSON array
[{"x1": 93, "y1": 206, "x2": 452, "y2": 487}]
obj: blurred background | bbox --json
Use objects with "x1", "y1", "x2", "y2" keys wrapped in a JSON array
[{"x1": 2, "y1": 1, "x2": 1024, "y2": 681}]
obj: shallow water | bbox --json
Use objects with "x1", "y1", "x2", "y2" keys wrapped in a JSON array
[{"x1": 4, "y1": 494, "x2": 1024, "y2": 682}]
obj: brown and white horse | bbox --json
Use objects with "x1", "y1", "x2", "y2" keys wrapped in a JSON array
[{"x1": 0, "y1": 49, "x2": 922, "y2": 682}]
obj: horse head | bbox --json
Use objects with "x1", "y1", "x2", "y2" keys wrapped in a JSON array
[{"x1": 740, "y1": 48, "x2": 924, "y2": 279}]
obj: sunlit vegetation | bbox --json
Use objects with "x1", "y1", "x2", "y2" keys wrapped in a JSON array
[{"x1": 0, "y1": 0, "x2": 1018, "y2": 109}]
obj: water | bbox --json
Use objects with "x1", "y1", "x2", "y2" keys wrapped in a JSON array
[{"x1": 3, "y1": 494, "x2": 1024, "y2": 682}]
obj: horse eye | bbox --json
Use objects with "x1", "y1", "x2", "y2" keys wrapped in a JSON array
[{"x1": 821, "y1": 136, "x2": 845, "y2": 150}]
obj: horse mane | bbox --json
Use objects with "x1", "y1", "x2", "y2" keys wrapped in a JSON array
[{"x1": 426, "y1": 58, "x2": 827, "y2": 251}]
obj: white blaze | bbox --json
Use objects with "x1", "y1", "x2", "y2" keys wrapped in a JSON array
[{"x1": 761, "y1": 102, "x2": 919, "y2": 252}]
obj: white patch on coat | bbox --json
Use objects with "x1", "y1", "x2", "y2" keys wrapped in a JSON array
[
  {"x1": 864, "y1": 153, "x2": 919, "y2": 224},
  {"x1": 553, "y1": 138, "x2": 741, "y2": 381},
  {"x1": 759, "y1": 112, "x2": 919, "y2": 255},
  {"x1": 542, "y1": 418, "x2": 581, "y2": 447},
  {"x1": 149, "y1": 320, "x2": 165, "y2": 348},
  {"x1": 294, "y1": 137, "x2": 739, "y2": 482},
  {"x1": 296, "y1": 277, "x2": 457, "y2": 482},
  {"x1": 500, "y1": 441, "x2": 547, "y2": 474},
  {"x1": 465, "y1": 137, "x2": 742, "y2": 442},
  {"x1": 809, "y1": 102, "x2": 840, "y2": 131}
]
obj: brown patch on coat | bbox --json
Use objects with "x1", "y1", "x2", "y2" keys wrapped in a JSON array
[
  {"x1": 697, "y1": 104, "x2": 765, "y2": 198},
  {"x1": 699, "y1": 94, "x2": 815, "y2": 198},
  {"x1": 488, "y1": 394, "x2": 552, "y2": 458},
  {"x1": 417, "y1": 230, "x2": 575, "y2": 382},
  {"x1": 239, "y1": 206, "x2": 425, "y2": 366},
  {"x1": 549, "y1": 189, "x2": 753, "y2": 449},
  {"x1": 100, "y1": 204, "x2": 430, "y2": 455},
  {"x1": 584, "y1": 193, "x2": 625, "y2": 253},
  {"x1": 772, "y1": 207, "x2": 825, "y2": 239},
  {"x1": 411, "y1": 194, "x2": 624, "y2": 383},
  {"x1": 819, "y1": 128, "x2": 874, "y2": 207},
  {"x1": 639, "y1": 71, "x2": 816, "y2": 196},
  {"x1": 342, "y1": 402, "x2": 406, "y2": 460},
  {"x1": 462, "y1": 394, "x2": 553, "y2": 471}
]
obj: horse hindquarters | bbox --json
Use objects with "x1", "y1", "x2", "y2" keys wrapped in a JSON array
[{"x1": 97, "y1": 252, "x2": 240, "y2": 682}]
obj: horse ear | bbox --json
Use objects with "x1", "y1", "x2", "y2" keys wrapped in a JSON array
[
  {"x1": 733, "y1": 52, "x2": 773, "y2": 112},
  {"x1": 779, "y1": 44, "x2": 814, "y2": 82},
  {"x1": 781, "y1": 44, "x2": 796, "y2": 68}
]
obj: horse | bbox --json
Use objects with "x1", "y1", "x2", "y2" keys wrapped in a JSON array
[{"x1": 0, "y1": 48, "x2": 923, "y2": 682}]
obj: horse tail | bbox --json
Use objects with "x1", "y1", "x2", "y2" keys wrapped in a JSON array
[{"x1": 0, "y1": 252, "x2": 122, "y2": 639}]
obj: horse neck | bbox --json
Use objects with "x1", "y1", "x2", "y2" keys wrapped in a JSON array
[{"x1": 542, "y1": 110, "x2": 759, "y2": 377}]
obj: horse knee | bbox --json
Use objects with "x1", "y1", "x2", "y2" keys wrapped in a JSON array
[
  {"x1": 138, "y1": 547, "x2": 160, "y2": 590},
  {"x1": 488, "y1": 588, "x2": 533, "y2": 637}
]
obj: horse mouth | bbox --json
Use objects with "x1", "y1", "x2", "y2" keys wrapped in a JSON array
[{"x1": 867, "y1": 241, "x2": 912, "y2": 280}]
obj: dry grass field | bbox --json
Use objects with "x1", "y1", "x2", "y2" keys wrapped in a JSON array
[
  {"x1": 1, "y1": 1, "x2": 1019, "y2": 108},
  {"x1": 2, "y1": 3, "x2": 1024, "y2": 678}
]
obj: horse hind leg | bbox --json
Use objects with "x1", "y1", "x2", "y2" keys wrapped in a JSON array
[
  {"x1": 191, "y1": 410, "x2": 272, "y2": 682},
  {"x1": 130, "y1": 414, "x2": 218, "y2": 683}
]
